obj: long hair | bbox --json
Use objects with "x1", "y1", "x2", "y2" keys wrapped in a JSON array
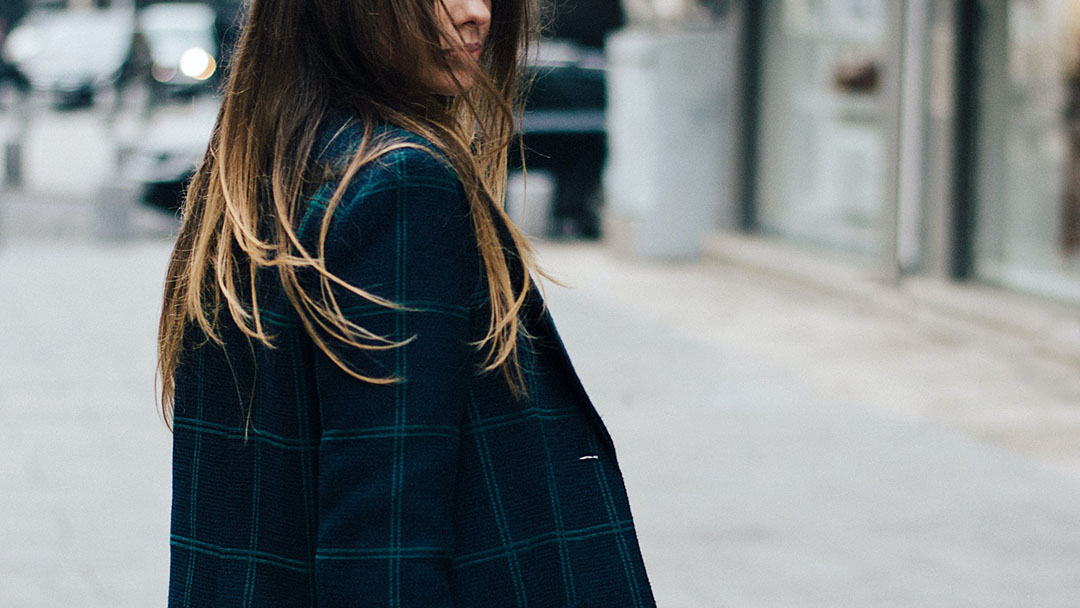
[{"x1": 157, "y1": 0, "x2": 542, "y2": 423}]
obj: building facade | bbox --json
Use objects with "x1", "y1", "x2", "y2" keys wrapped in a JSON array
[{"x1": 718, "y1": 0, "x2": 1080, "y2": 306}]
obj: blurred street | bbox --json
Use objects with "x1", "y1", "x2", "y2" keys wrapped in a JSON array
[
  {"x1": 3, "y1": 98, "x2": 1080, "y2": 606},
  {"x1": 8, "y1": 0, "x2": 1080, "y2": 605}
]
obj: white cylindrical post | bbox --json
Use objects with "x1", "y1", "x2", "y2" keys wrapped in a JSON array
[{"x1": 604, "y1": 26, "x2": 729, "y2": 258}]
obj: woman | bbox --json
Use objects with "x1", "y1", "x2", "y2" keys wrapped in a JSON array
[{"x1": 157, "y1": 0, "x2": 655, "y2": 605}]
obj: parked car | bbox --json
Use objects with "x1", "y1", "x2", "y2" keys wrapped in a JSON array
[
  {"x1": 2, "y1": 8, "x2": 133, "y2": 109},
  {"x1": 137, "y1": 3, "x2": 219, "y2": 98},
  {"x1": 124, "y1": 95, "x2": 219, "y2": 214}
]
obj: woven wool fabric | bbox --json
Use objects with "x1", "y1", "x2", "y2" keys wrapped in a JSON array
[{"x1": 167, "y1": 120, "x2": 655, "y2": 607}]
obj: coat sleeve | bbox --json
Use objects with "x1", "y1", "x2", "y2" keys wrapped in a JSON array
[{"x1": 307, "y1": 145, "x2": 476, "y2": 606}]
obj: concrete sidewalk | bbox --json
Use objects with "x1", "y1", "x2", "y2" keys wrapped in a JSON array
[
  {"x1": 537, "y1": 243, "x2": 1080, "y2": 606},
  {"x1": 1, "y1": 235, "x2": 1079, "y2": 606}
]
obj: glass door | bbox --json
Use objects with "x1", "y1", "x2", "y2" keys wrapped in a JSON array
[
  {"x1": 755, "y1": 0, "x2": 890, "y2": 255},
  {"x1": 972, "y1": 0, "x2": 1080, "y2": 302}
]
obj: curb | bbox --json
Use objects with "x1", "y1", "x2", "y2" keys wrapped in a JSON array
[{"x1": 701, "y1": 231, "x2": 1080, "y2": 368}]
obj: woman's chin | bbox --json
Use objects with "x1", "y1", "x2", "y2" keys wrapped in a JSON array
[{"x1": 421, "y1": 67, "x2": 476, "y2": 96}]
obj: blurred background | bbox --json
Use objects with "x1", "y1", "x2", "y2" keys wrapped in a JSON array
[{"x1": 3, "y1": 0, "x2": 1080, "y2": 606}]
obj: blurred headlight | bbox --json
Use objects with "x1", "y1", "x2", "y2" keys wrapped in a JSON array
[
  {"x1": 179, "y1": 48, "x2": 215, "y2": 81},
  {"x1": 4, "y1": 27, "x2": 41, "y2": 63},
  {"x1": 152, "y1": 64, "x2": 177, "y2": 83}
]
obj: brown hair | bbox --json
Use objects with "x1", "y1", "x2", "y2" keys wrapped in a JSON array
[{"x1": 157, "y1": 0, "x2": 543, "y2": 424}]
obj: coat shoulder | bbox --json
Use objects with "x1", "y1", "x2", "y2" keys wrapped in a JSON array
[{"x1": 299, "y1": 119, "x2": 465, "y2": 245}]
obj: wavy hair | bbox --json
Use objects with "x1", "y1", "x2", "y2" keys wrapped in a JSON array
[{"x1": 157, "y1": 0, "x2": 543, "y2": 424}]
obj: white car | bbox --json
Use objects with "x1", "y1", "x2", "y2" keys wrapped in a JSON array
[{"x1": 2, "y1": 8, "x2": 134, "y2": 108}]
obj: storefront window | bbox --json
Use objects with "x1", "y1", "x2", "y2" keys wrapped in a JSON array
[
  {"x1": 755, "y1": 0, "x2": 888, "y2": 254},
  {"x1": 974, "y1": 0, "x2": 1080, "y2": 302}
]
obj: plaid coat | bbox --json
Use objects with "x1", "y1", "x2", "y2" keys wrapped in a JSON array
[{"x1": 168, "y1": 121, "x2": 655, "y2": 607}]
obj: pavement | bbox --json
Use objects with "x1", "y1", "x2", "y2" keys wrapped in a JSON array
[
  {"x1": 538, "y1": 243, "x2": 1080, "y2": 607},
  {"x1": 3, "y1": 188, "x2": 1080, "y2": 607}
]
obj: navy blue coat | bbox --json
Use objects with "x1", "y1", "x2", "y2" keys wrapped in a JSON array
[{"x1": 167, "y1": 121, "x2": 655, "y2": 607}]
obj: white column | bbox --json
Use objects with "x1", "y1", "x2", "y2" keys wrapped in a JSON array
[{"x1": 604, "y1": 26, "x2": 728, "y2": 258}]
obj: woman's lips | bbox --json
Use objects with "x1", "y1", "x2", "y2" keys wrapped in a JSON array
[{"x1": 446, "y1": 42, "x2": 483, "y2": 60}]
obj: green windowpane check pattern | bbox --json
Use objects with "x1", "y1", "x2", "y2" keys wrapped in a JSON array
[{"x1": 168, "y1": 121, "x2": 655, "y2": 607}]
